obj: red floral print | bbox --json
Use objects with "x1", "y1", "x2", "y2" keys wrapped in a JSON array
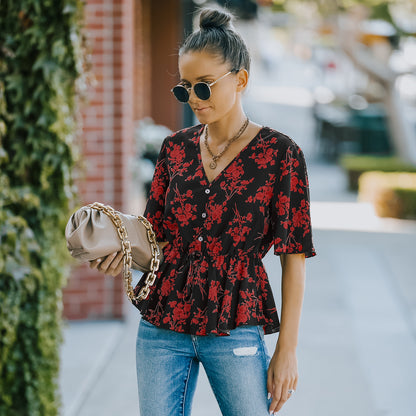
[{"x1": 133, "y1": 124, "x2": 316, "y2": 336}]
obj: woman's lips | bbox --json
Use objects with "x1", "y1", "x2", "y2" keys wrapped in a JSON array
[{"x1": 194, "y1": 107, "x2": 210, "y2": 112}]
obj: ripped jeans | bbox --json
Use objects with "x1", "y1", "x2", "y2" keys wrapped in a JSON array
[{"x1": 136, "y1": 319, "x2": 272, "y2": 416}]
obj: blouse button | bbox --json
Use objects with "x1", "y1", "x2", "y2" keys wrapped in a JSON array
[
  {"x1": 198, "y1": 236, "x2": 203, "y2": 242},
  {"x1": 201, "y1": 212, "x2": 207, "y2": 218},
  {"x1": 205, "y1": 189, "x2": 210, "y2": 194}
]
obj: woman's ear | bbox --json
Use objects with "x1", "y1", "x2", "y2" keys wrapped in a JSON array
[{"x1": 236, "y1": 68, "x2": 249, "y2": 92}]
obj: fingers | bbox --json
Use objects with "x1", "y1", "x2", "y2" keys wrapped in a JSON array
[
  {"x1": 268, "y1": 376, "x2": 297, "y2": 414},
  {"x1": 269, "y1": 380, "x2": 283, "y2": 414},
  {"x1": 100, "y1": 251, "x2": 124, "y2": 276},
  {"x1": 274, "y1": 381, "x2": 291, "y2": 413},
  {"x1": 109, "y1": 251, "x2": 124, "y2": 276},
  {"x1": 267, "y1": 367, "x2": 274, "y2": 401},
  {"x1": 89, "y1": 258, "x2": 102, "y2": 269},
  {"x1": 97, "y1": 252, "x2": 117, "y2": 274},
  {"x1": 89, "y1": 251, "x2": 124, "y2": 276},
  {"x1": 267, "y1": 350, "x2": 298, "y2": 414}
]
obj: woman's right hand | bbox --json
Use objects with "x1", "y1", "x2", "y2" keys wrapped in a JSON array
[{"x1": 89, "y1": 251, "x2": 124, "y2": 277}]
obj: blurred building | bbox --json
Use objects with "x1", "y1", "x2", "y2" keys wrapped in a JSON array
[{"x1": 63, "y1": 0, "x2": 195, "y2": 320}]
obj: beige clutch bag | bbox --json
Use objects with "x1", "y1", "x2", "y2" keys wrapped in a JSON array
[{"x1": 65, "y1": 202, "x2": 163, "y2": 301}]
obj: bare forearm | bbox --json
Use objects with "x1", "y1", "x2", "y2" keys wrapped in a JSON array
[
  {"x1": 267, "y1": 253, "x2": 305, "y2": 413},
  {"x1": 276, "y1": 253, "x2": 306, "y2": 352}
]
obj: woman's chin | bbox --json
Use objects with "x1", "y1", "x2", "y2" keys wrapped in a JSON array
[{"x1": 194, "y1": 114, "x2": 208, "y2": 124}]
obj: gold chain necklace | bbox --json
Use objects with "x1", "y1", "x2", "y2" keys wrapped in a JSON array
[{"x1": 204, "y1": 117, "x2": 250, "y2": 169}]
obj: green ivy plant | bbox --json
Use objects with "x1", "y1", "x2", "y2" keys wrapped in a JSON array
[{"x1": 0, "y1": 1, "x2": 91, "y2": 414}]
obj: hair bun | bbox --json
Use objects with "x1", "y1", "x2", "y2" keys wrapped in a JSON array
[{"x1": 199, "y1": 8, "x2": 233, "y2": 31}]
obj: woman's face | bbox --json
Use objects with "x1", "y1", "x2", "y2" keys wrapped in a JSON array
[{"x1": 177, "y1": 50, "x2": 247, "y2": 124}]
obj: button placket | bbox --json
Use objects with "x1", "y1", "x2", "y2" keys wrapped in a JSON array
[{"x1": 198, "y1": 187, "x2": 211, "y2": 244}]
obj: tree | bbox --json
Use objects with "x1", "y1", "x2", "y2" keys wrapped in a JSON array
[
  {"x1": 0, "y1": 1, "x2": 90, "y2": 414},
  {"x1": 336, "y1": 3, "x2": 416, "y2": 163},
  {"x1": 274, "y1": 0, "x2": 416, "y2": 162}
]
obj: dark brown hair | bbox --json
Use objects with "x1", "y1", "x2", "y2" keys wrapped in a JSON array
[{"x1": 179, "y1": 7, "x2": 251, "y2": 74}]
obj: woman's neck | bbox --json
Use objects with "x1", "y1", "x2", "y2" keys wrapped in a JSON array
[{"x1": 206, "y1": 109, "x2": 249, "y2": 147}]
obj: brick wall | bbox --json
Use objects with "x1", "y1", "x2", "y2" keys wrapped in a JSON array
[
  {"x1": 63, "y1": 0, "x2": 137, "y2": 320},
  {"x1": 63, "y1": 0, "x2": 183, "y2": 320}
]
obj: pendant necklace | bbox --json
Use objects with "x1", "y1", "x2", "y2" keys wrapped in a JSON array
[{"x1": 204, "y1": 117, "x2": 250, "y2": 169}]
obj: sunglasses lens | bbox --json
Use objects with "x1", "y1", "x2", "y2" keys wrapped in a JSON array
[
  {"x1": 194, "y1": 83, "x2": 211, "y2": 100},
  {"x1": 172, "y1": 86, "x2": 189, "y2": 103}
]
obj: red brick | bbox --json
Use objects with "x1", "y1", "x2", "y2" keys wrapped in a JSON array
[{"x1": 64, "y1": 0, "x2": 170, "y2": 321}]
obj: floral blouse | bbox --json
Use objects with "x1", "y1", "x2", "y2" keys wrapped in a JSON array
[{"x1": 133, "y1": 124, "x2": 316, "y2": 336}]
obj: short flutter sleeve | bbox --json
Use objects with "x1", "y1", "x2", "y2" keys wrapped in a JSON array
[
  {"x1": 271, "y1": 142, "x2": 316, "y2": 258},
  {"x1": 143, "y1": 137, "x2": 170, "y2": 241}
]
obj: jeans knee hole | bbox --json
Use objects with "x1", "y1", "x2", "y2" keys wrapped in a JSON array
[{"x1": 232, "y1": 346, "x2": 258, "y2": 356}]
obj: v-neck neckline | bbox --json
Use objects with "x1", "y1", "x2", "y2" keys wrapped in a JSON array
[{"x1": 197, "y1": 125, "x2": 266, "y2": 186}]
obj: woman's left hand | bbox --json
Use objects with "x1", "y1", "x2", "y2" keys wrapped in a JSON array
[
  {"x1": 267, "y1": 344, "x2": 298, "y2": 414},
  {"x1": 89, "y1": 251, "x2": 124, "y2": 277}
]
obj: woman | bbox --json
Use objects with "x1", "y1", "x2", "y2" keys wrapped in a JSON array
[{"x1": 91, "y1": 6, "x2": 316, "y2": 416}]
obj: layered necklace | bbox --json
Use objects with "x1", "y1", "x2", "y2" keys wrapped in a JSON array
[{"x1": 204, "y1": 117, "x2": 250, "y2": 169}]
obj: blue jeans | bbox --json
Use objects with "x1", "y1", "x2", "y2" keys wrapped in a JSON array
[{"x1": 136, "y1": 319, "x2": 272, "y2": 416}]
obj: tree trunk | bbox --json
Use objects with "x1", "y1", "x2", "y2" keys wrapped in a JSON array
[{"x1": 336, "y1": 14, "x2": 416, "y2": 164}]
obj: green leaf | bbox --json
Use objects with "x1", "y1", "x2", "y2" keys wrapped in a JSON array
[{"x1": 0, "y1": 0, "x2": 86, "y2": 413}]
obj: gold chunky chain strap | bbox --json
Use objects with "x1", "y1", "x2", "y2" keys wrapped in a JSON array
[{"x1": 88, "y1": 202, "x2": 161, "y2": 302}]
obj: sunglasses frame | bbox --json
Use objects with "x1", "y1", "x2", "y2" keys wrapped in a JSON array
[{"x1": 171, "y1": 70, "x2": 238, "y2": 103}]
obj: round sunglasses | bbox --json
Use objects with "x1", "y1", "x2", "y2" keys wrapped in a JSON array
[{"x1": 171, "y1": 70, "x2": 237, "y2": 103}]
